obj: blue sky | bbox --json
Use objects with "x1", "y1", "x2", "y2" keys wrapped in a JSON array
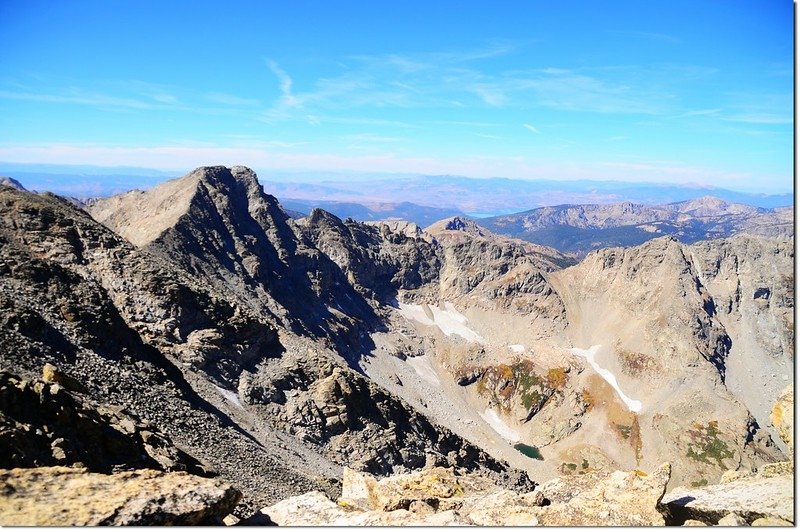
[{"x1": 0, "y1": 0, "x2": 793, "y2": 192}]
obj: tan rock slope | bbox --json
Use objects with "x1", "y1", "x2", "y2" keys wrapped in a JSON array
[{"x1": 88, "y1": 169, "x2": 202, "y2": 246}]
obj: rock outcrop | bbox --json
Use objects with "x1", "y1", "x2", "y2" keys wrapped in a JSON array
[
  {"x1": 0, "y1": 176, "x2": 25, "y2": 190},
  {"x1": 661, "y1": 389, "x2": 795, "y2": 526},
  {"x1": 426, "y1": 216, "x2": 570, "y2": 327},
  {"x1": 257, "y1": 464, "x2": 671, "y2": 526},
  {"x1": 546, "y1": 235, "x2": 787, "y2": 487},
  {"x1": 0, "y1": 466, "x2": 240, "y2": 526},
  {"x1": 661, "y1": 469, "x2": 793, "y2": 525},
  {"x1": 298, "y1": 208, "x2": 442, "y2": 303},
  {"x1": 770, "y1": 385, "x2": 793, "y2": 454},
  {"x1": 0, "y1": 370, "x2": 204, "y2": 474},
  {"x1": 91, "y1": 165, "x2": 377, "y2": 346}
]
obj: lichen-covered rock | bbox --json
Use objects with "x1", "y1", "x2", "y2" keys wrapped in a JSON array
[
  {"x1": 770, "y1": 385, "x2": 793, "y2": 454},
  {"x1": 533, "y1": 463, "x2": 671, "y2": 526},
  {"x1": 259, "y1": 464, "x2": 673, "y2": 526},
  {"x1": 259, "y1": 491, "x2": 466, "y2": 526},
  {"x1": 751, "y1": 517, "x2": 793, "y2": 526},
  {"x1": 339, "y1": 465, "x2": 501, "y2": 512},
  {"x1": 0, "y1": 466, "x2": 241, "y2": 526},
  {"x1": 661, "y1": 473, "x2": 793, "y2": 525},
  {"x1": 716, "y1": 512, "x2": 748, "y2": 526},
  {"x1": 462, "y1": 489, "x2": 543, "y2": 526}
]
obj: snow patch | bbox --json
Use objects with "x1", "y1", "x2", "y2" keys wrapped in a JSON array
[
  {"x1": 214, "y1": 385, "x2": 244, "y2": 410},
  {"x1": 407, "y1": 356, "x2": 441, "y2": 387},
  {"x1": 396, "y1": 301, "x2": 484, "y2": 343},
  {"x1": 570, "y1": 345, "x2": 642, "y2": 413},
  {"x1": 509, "y1": 344, "x2": 525, "y2": 353},
  {"x1": 479, "y1": 408, "x2": 520, "y2": 442}
]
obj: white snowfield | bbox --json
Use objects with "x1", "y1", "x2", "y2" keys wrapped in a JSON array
[
  {"x1": 407, "y1": 356, "x2": 441, "y2": 387},
  {"x1": 479, "y1": 408, "x2": 520, "y2": 442},
  {"x1": 570, "y1": 345, "x2": 643, "y2": 413},
  {"x1": 396, "y1": 301, "x2": 484, "y2": 343},
  {"x1": 214, "y1": 384, "x2": 244, "y2": 410}
]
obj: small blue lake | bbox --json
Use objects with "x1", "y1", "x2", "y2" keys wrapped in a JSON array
[{"x1": 514, "y1": 442, "x2": 544, "y2": 460}]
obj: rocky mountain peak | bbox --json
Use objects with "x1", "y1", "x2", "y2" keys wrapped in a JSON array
[
  {"x1": 445, "y1": 216, "x2": 470, "y2": 231},
  {"x1": 305, "y1": 207, "x2": 347, "y2": 228},
  {"x1": 426, "y1": 215, "x2": 487, "y2": 238},
  {"x1": 0, "y1": 177, "x2": 25, "y2": 191}
]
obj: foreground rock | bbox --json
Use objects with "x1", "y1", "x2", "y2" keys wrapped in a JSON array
[
  {"x1": 257, "y1": 464, "x2": 671, "y2": 526},
  {"x1": 0, "y1": 466, "x2": 241, "y2": 525},
  {"x1": 661, "y1": 466, "x2": 793, "y2": 525},
  {"x1": 534, "y1": 463, "x2": 671, "y2": 526}
]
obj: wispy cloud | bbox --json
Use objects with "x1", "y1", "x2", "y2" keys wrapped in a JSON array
[
  {"x1": 427, "y1": 120, "x2": 500, "y2": 127},
  {"x1": 267, "y1": 60, "x2": 297, "y2": 104},
  {"x1": 0, "y1": 89, "x2": 159, "y2": 110},
  {"x1": 522, "y1": 123, "x2": 540, "y2": 134},
  {"x1": 675, "y1": 108, "x2": 722, "y2": 118},
  {"x1": 473, "y1": 85, "x2": 509, "y2": 106},
  {"x1": 718, "y1": 93, "x2": 791, "y2": 125},
  {"x1": 342, "y1": 133, "x2": 407, "y2": 143},
  {"x1": 515, "y1": 69, "x2": 665, "y2": 114},
  {"x1": 0, "y1": 86, "x2": 258, "y2": 117},
  {"x1": 721, "y1": 113, "x2": 791, "y2": 125},
  {"x1": 608, "y1": 30, "x2": 681, "y2": 44},
  {"x1": 205, "y1": 92, "x2": 260, "y2": 106},
  {"x1": 260, "y1": 45, "x2": 697, "y2": 123}
]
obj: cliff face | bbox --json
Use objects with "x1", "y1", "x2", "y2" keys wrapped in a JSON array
[
  {"x1": 298, "y1": 209, "x2": 442, "y2": 303},
  {"x1": 94, "y1": 166, "x2": 378, "y2": 346},
  {"x1": 541, "y1": 236, "x2": 789, "y2": 487},
  {"x1": 0, "y1": 185, "x2": 331, "y2": 511},
  {"x1": 425, "y1": 216, "x2": 571, "y2": 333}
]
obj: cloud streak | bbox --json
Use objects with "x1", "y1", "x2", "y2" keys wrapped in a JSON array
[
  {"x1": 260, "y1": 47, "x2": 680, "y2": 119},
  {"x1": 267, "y1": 60, "x2": 299, "y2": 108}
]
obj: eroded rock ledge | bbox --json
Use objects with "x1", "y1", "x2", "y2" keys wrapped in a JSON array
[{"x1": 254, "y1": 464, "x2": 671, "y2": 526}]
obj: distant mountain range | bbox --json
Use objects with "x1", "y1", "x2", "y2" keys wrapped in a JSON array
[
  {"x1": 0, "y1": 162, "x2": 791, "y2": 213},
  {"x1": 478, "y1": 196, "x2": 793, "y2": 256},
  {"x1": 278, "y1": 198, "x2": 464, "y2": 227},
  {"x1": 260, "y1": 174, "x2": 793, "y2": 212}
]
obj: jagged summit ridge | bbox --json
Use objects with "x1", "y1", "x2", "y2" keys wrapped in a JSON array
[
  {"x1": 0, "y1": 176, "x2": 25, "y2": 191},
  {"x1": 88, "y1": 165, "x2": 275, "y2": 247}
]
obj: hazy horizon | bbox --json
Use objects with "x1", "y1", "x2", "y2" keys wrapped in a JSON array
[{"x1": 1, "y1": 161, "x2": 791, "y2": 213}]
